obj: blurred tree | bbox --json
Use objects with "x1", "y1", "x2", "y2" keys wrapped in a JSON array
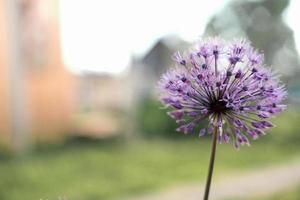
[
  {"x1": 136, "y1": 95, "x2": 178, "y2": 138},
  {"x1": 205, "y1": 0, "x2": 300, "y2": 77},
  {"x1": 136, "y1": 95, "x2": 207, "y2": 138}
]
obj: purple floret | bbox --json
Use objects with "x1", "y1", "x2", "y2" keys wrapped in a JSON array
[{"x1": 158, "y1": 37, "x2": 287, "y2": 149}]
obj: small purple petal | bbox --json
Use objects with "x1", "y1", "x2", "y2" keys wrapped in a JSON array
[
  {"x1": 199, "y1": 128, "x2": 206, "y2": 137},
  {"x1": 208, "y1": 126, "x2": 214, "y2": 134},
  {"x1": 251, "y1": 121, "x2": 264, "y2": 129},
  {"x1": 176, "y1": 122, "x2": 195, "y2": 134},
  {"x1": 223, "y1": 132, "x2": 230, "y2": 143},
  {"x1": 168, "y1": 111, "x2": 184, "y2": 120},
  {"x1": 262, "y1": 121, "x2": 274, "y2": 128},
  {"x1": 187, "y1": 112, "x2": 198, "y2": 117},
  {"x1": 248, "y1": 129, "x2": 259, "y2": 140},
  {"x1": 172, "y1": 52, "x2": 186, "y2": 66}
]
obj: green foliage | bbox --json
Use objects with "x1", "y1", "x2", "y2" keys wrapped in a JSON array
[
  {"x1": 0, "y1": 137, "x2": 299, "y2": 200},
  {"x1": 268, "y1": 107, "x2": 300, "y2": 144},
  {"x1": 135, "y1": 95, "x2": 206, "y2": 138},
  {"x1": 136, "y1": 95, "x2": 179, "y2": 138}
]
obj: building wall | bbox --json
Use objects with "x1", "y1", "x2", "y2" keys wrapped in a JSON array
[
  {"x1": 0, "y1": 1, "x2": 11, "y2": 141},
  {"x1": 24, "y1": 0, "x2": 76, "y2": 136},
  {"x1": 0, "y1": 0, "x2": 76, "y2": 142}
]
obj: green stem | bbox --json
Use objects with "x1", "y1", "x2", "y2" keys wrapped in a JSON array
[{"x1": 203, "y1": 127, "x2": 218, "y2": 200}]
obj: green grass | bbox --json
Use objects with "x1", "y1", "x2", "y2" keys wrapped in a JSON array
[{"x1": 0, "y1": 136, "x2": 299, "y2": 200}]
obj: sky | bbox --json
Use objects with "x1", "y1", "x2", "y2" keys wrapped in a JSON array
[
  {"x1": 285, "y1": 0, "x2": 300, "y2": 54},
  {"x1": 59, "y1": 0, "x2": 300, "y2": 75}
]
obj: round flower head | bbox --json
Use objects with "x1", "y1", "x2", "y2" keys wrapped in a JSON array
[{"x1": 158, "y1": 37, "x2": 287, "y2": 149}]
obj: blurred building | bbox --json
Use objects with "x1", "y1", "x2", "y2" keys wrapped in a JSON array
[
  {"x1": 0, "y1": 0, "x2": 136, "y2": 146},
  {"x1": 0, "y1": 0, "x2": 76, "y2": 144},
  {"x1": 0, "y1": 0, "x2": 11, "y2": 141},
  {"x1": 130, "y1": 36, "x2": 189, "y2": 99},
  {"x1": 72, "y1": 73, "x2": 133, "y2": 137}
]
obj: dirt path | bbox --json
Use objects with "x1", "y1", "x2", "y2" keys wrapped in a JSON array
[{"x1": 123, "y1": 158, "x2": 300, "y2": 200}]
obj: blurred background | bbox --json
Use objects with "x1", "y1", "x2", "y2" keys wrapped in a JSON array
[{"x1": 0, "y1": 0, "x2": 300, "y2": 199}]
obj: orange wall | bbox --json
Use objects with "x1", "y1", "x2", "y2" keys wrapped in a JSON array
[
  {"x1": 25, "y1": 0, "x2": 76, "y2": 136},
  {"x1": 0, "y1": 1, "x2": 11, "y2": 141},
  {"x1": 0, "y1": 0, "x2": 76, "y2": 141}
]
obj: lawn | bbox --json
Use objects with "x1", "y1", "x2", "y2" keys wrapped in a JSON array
[{"x1": 0, "y1": 136, "x2": 299, "y2": 200}]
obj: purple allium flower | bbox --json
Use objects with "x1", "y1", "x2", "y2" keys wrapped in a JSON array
[{"x1": 158, "y1": 37, "x2": 287, "y2": 149}]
